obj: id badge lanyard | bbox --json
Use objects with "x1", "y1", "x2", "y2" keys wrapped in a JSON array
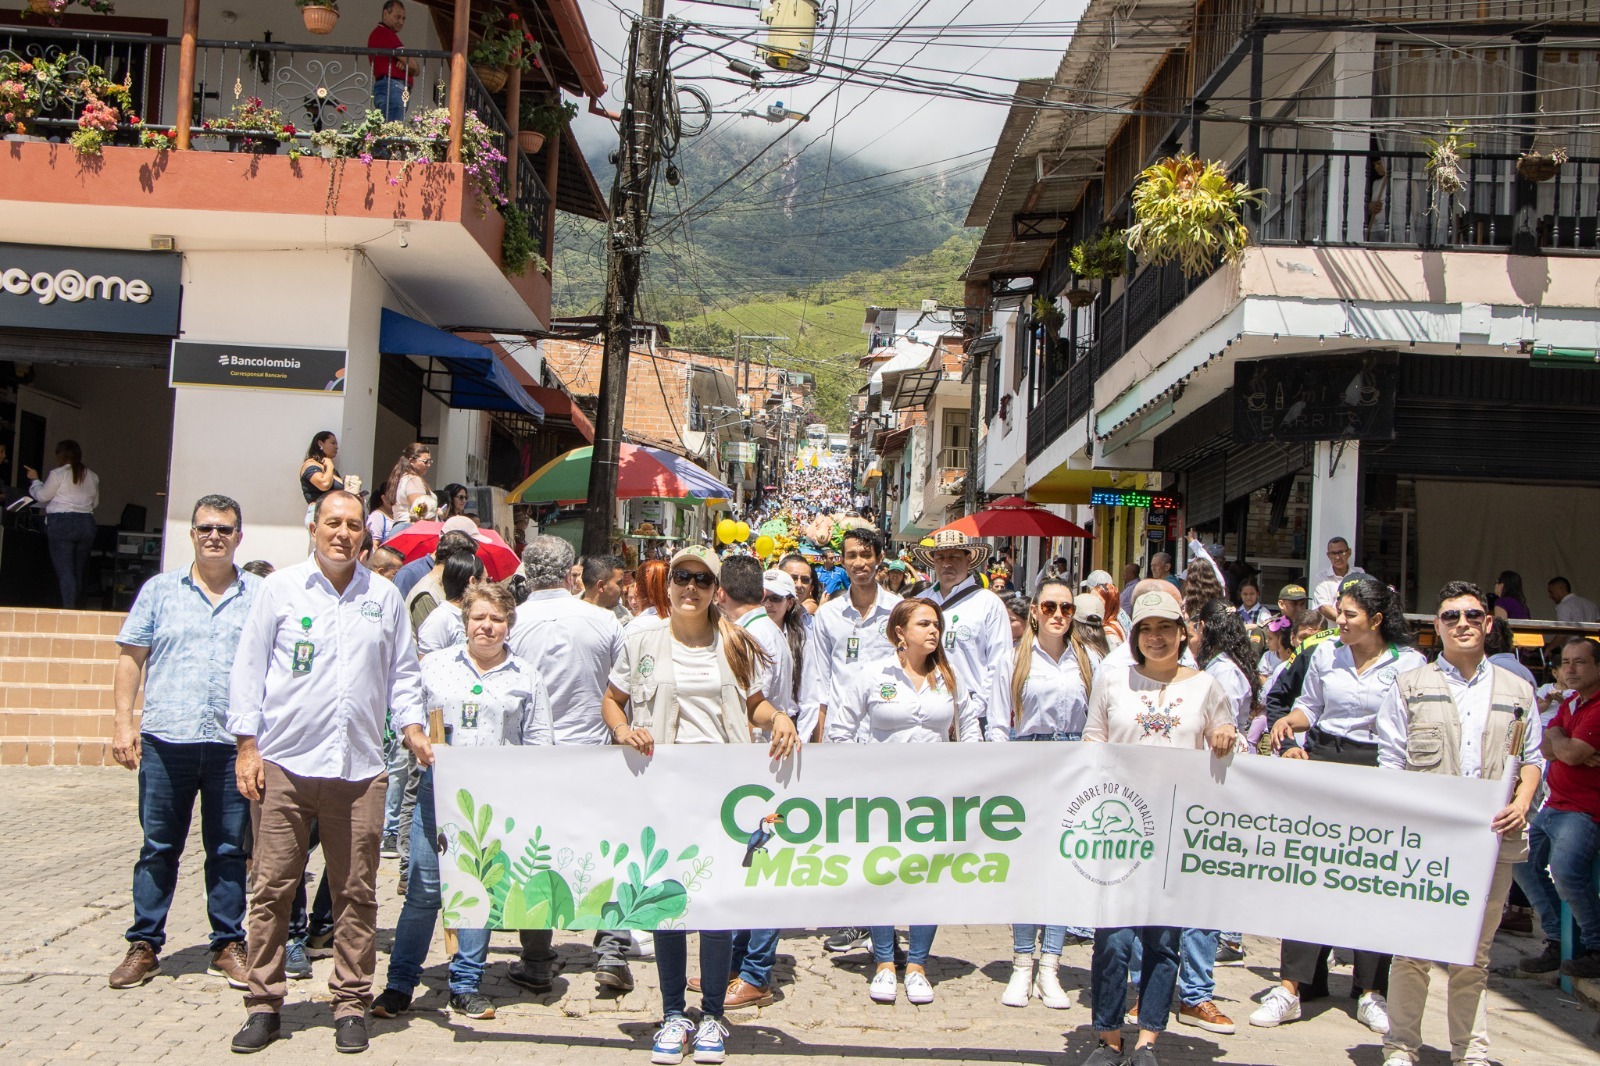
[{"x1": 291, "y1": 616, "x2": 316, "y2": 675}]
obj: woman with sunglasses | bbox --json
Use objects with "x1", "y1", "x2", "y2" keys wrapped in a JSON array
[
  {"x1": 1081, "y1": 591, "x2": 1237, "y2": 1066},
  {"x1": 1254, "y1": 576, "x2": 1427, "y2": 1034},
  {"x1": 827, "y1": 598, "x2": 980, "y2": 1007},
  {"x1": 996, "y1": 578, "x2": 1088, "y2": 1010},
  {"x1": 779, "y1": 553, "x2": 821, "y2": 619},
  {"x1": 600, "y1": 546, "x2": 798, "y2": 1066}
]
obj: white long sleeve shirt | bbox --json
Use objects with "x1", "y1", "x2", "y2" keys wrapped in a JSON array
[
  {"x1": 420, "y1": 646, "x2": 553, "y2": 748},
  {"x1": 1294, "y1": 640, "x2": 1429, "y2": 744},
  {"x1": 737, "y1": 607, "x2": 796, "y2": 720},
  {"x1": 826, "y1": 657, "x2": 980, "y2": 744},
  {"x1": 923, "y1": 577, "x2": 1012, "y2": 732},
  {"x1": 507, "y1": 587, "x2": 626, "y2": 746},
  {"x1": 227, "y1": 556, "x2": 426, "y2": 780},
  {"x1": 1375, "y1": 658, "x2": 1545, "y2": 778},
  {"x1": 994, "y1": 638, "x2": 1090, "y2": 741},
  {"x1": 1205, "y1": 655, "x2": 1256, "y2": 730},
  {"x1": 30, "y1": 463, "x2": 98, "y2": 514},
  {"x1": 799, "y1": 584, "x2": 900, "y2": 725}
]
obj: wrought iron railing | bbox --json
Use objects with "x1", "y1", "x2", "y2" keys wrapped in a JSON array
[
  {"x1": 1259, "y1": 146, "x2": 1600, "y2": 252},
  {"x1": 464, "y1": 67, "x2": 552, "y2": 261}
]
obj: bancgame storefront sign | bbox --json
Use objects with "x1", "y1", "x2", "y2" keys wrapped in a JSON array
[
  {"x1": 170, "y1": 340, "x2": 347, "y2": 394},
  {"x1": 434, "y1": 743, "x2": 1507, "y2": 966},
  {"x1": 0, "y1": 242, "x2": 182, "y2": 335}
]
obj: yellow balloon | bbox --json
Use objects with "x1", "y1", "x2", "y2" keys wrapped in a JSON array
[
  {"x1": 920, "y1": 537, "x2": 936, "y2": 547},
  {"x1": 734, "y1": 521, "x2": 751, "y2": 542},
  {"x1": 753, "y1": 535, "x2": 775, "y2": 558},
  {"x1": 716, "y1": 518, "x2": 737, "y2": 544}
]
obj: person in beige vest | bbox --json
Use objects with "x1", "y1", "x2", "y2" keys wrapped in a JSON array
[{"x1": 1373, "y1": 580, "x2": 1545, "y2": 1066}]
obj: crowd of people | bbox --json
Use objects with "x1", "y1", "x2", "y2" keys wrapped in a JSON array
[{"x1": 101, "y1": 443, "x2": 1600, "y2": 1065}]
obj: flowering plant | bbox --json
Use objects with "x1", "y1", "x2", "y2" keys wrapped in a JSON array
[
  {"x1": 137, "y1": 124, "x2": 177, "y2": 150},
  {"x1": 1, "y1": 52, "x2": 127, "y2": 138},
  {"x1": 68, "y1": 93, "x2": 118, "y2": 154},
  {"x1": 21, "y1": 1, "x2": 115, "y2": 25},
  {"x1": 469, "y1": 11, "x2": 539, "y2": 72},
  {"x1": 411, "y1": 106, "x2": 506, "y2": 210},
  {"x1": 202, "y1": 97, "x2": 302, "y2": 159},
  {"x1": 0, "y1": 61, "x2": 39, "y2": 135}
]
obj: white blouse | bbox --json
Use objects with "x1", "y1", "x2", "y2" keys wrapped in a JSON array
[
  {"x1": 30, "y1": 464, "x2": 99, "y2": 514},
  {"x1": 1205, "y1": 655, "x2": 1256, "y2": 730},
  {"x1": 827, "y1": 658, "x2": 981, "y2": 744},
  {"x1": 994, "y1": 638, "x2": 1090, "y2": 741},
  {"x1": 1084, "y1": 665, "x2": 1235, "y2": 749},
  {"x1": 1294, "y1": 640, "x2": 1430, "y2": 744}
]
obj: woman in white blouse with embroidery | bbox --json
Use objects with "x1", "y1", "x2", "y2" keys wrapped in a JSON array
[{"x1": 828, "y1": 597, "x2": 980, "y2": 1008}]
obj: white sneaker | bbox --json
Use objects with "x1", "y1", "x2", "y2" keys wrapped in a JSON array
[
  {"x1": 904, "y1": 969, "x2": 934, "y2": 1005},
  {"x1": 869, "y1": 968, "x2": 897, "y2": 1003},
  {"x1": 1381, "y1": 1055, "x2": 1413, "y2": 1066},
  {"x1": 1248, "y1": 987, "x2": 1302, "y2": 1027},
  {"x1": 1001, "y1": 954, "x2": 1033, "y2": 1007},
  {"x1": 1033, "y1": 954, "x2": 1072, "y2": 1010},
  {"x1": 1357, "y1": 991, "x2": 1390, "y2": 1035}
]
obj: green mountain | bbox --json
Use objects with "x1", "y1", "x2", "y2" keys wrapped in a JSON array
[{"x1": 550, "y1": 130, "x2": 981, "y2": 427}]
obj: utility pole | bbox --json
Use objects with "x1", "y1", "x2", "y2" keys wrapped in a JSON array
[{"x1": 582, "y1": 0, "x2": 669, "y2": 556}]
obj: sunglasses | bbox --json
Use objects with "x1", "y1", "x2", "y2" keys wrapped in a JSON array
[
  {"x1": 1438, "y1": 608, "x2": 1486, "y2": 625},
  {"x1": 193, "y1": 524, "x2": 237, "y2": 537},
  {"x1": 1037, "y1": 601, "x2": 1075, "y2": 617},
  {"x1": 761, "y1": 593, "x2": 790, "y2": 606},
  {"x1": 670, "y1": 568, "x2": 716, "y2": 589}
]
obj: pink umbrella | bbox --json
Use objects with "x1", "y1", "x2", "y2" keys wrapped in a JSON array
[{"x1": 384, "y1": 521, "x2": 522, "y2": 581}]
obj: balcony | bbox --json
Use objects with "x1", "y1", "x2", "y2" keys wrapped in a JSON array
[{"x1": 1, "y1": 24, "x2": 558, "y2": 322}]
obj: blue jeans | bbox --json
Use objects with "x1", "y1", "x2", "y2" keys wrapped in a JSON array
[
  {"x1": 872, "y1": 925, "x2": 935, "y2": 966},
  {"x1": 1092, "y1": 926, "x2": 1181, "y2": 1032},
  {"x1": 372, "y1": 76, "x2": 408, "y2": 122},
  {"x1": 657, "y1": 929, "x2": 734, "y2": 1018},
  {"x1": 1514, "y1": 806, "x2": 1600, "y2": 954},
  {"x1": 385, "y1": 770, "x2": 491, "y2": 995},
  {"x1": 1012, "y1": 733, "x2": 1091, "y2": 941},
  {"x1": 126, "y1": 736, "x2": 248, "y2": 952},
  {"x1": 382, "y1": 731, "x2": 409, "y2": 838},
  {"x1": 1128, "y1": 927, "x2": 1218, "y2": 1006},
  {"x1": 731, "y1": 928, "x2": 780, "y2": 987},
  {"x1": 45, "y1": 511, "x2": 95, "y2": 608}
]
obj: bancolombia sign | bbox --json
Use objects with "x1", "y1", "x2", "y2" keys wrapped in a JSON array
[
  {"x1": 433, "y1": 743, "x2": 1507, "y2": 965},
  {"x1": 170, "y1": 340, "x2": 347, "y2": 394},
  {"x1": 0, "y1": 243, "x2": 182, "y2": 335}
]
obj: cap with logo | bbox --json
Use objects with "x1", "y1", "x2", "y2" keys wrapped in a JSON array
[
  {"x1": 1278, "y1": 584, "x2": 1308, "y2": 601},
  {"x1": 1130, "y1": 590, "x2": 1184, "y2": 626}
]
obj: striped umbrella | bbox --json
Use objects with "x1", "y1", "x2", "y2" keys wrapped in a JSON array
[{"x1": 504, "y1": 444, "x2": 733, "y2": 504}]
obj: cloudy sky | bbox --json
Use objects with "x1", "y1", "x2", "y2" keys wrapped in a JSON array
[{"x1": 571, "y1": 0, "x2": 1086, "y2": 170}]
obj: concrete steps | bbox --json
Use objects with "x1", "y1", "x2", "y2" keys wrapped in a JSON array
[{"x1": 0, "y1": 608, "x2": 132, "y2": 766}]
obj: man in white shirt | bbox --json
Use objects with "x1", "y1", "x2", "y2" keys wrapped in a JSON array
[
  {"x1": 1546, "y1": 576, "x2": 1600, "y2": 625},
  {"x1": 913, "y1": 530, "x2": 1012, "y2": 740},
  {"x1": 506, "y1": 535, "x2": 632, "y2": 995},
  {"x1": 801, "y1": 527, "x2": 900, "y2": 743},
  {"x1": 1374, "y1": 581, "x2": 1543, "y2": 1066},
  {"x1": 226, "y1": 491, "x2": 426, "y2": 1055},
  {"x1": 1311, "y1": 536, "x2": 1353, "y2": 623}
]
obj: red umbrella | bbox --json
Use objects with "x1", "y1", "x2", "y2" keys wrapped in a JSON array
[
  {"x1": 933, "y1": 495, "x2": 1093, "y2": 539},
  {"x1": 383, "y1": 521, "x2": 523, "y2": 581}
]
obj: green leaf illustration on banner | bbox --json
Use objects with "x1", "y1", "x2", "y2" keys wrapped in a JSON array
[
  {"x1": 676, "y1": 845, "x2": 699, "y2": 862},
  {"x1": 502, "y1": 869, "x2": 575, "y2": 929},
  {"x1": 442, "y1": 890, "x2": 479, "y2": 926},
  {"x1": 572, "y1": 877, "x2": 615, "y2": 928},
  {"x1": 602, "y1": 879, "x2": 688, "y2": 928}
]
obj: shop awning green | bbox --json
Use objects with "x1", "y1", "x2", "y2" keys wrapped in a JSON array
[{"x1": 378, "y1": 309, "x2": 544, "y2": 420}]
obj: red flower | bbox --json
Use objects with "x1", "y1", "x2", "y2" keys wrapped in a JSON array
[{"x1": 509, "y1": 13, "x2": 519, "y2": 20}]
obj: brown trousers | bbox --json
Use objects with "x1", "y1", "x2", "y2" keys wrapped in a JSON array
[{"x1": 245, "y1": 761, "x2": 385, "y2": 1017}]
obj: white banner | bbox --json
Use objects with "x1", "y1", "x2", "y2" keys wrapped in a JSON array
[{"x1": 432, "y1": 744, "x2": 1506, "y2": 966}]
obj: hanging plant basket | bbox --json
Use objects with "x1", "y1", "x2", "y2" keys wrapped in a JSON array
[
  {"x1": 1517, "y1": 147, "x2": 1566, "y2": 183},
  {"x1": 1422, "y1": 127, "x2": 1473, "y2": 207},
  {"x1": 1125, "y1": 153, "x2": 1265, "y2": 278},
  {"x1": 518, "y1": 129, "x2": 545, "y2": 154},
  {"x1": 1069, "y1": 228, "x2": 1129, "y2": 280},
  {"x1": 1063, "y1": 287, "x2": 1096, "y2": 309},
  {"x1": 301, "y1": 5, "x2": 339, "y2": 35},
  {"x1": 474, "y1": 65, "x2": 508, "y2": 93},
  {"x1": 27, "y1": 0, "x2": 54, "y2": 13}
]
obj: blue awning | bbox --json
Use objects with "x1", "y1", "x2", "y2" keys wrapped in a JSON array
[{"x1": 378, "y1": 309, "x2": 544, "y2": 421}]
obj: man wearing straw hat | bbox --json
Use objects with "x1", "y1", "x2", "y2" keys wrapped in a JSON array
[{"x1": 912, "y1": 529, "x2": 1012, "y2": 741}]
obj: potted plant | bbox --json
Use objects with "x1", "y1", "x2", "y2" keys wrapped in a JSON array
[
  {"x1": 1, "y1": 57, "x2": 44, "y2": 140},
  {"x1": 1517, "y1": 145, "x2": 1567, "y2": 183},
  {"x1": 409, "y1": 106, "x2": 507, "y2": 211},
  {"x1": 137, "y1": 124, "x2": 177, "y2": 151},
  {"x1": 517, "y1": 97, "x2": 576, "y2": 154},
  {"x1": 1422, "y1": 126, "x2": 1473, "y2": 206},
  {"x1": 1068, "y1": 228, "x2": 1129, "y2": 280},
  {"x1": 499, "y1": 202, "x2": 548, "y2": 276},
  {"x1": 68, "y1": 93, "x2": 118, "y2": 155},
  {"x1": 1063, "y1": 288, "x2": 1097, "y2": 309},
  {"x1": 470, "y1": 10, "x2": 539, "y2": 93},
  {"x1": 1125, "y1": 153, "x2": 1264, "y2": 277},
  {"x1": 310, "y1": 127, "x2": 342, "y2": 159},
  {"x1": 1031, "y1": 296, "x2": 1066, "y2": 350},
  {"x1": 201, "y1": 97, "x2": 300, "y2": 158},
  {"x1": 296, "y1": 0, "x2": 339, "y2": 35},
  {"x1": 23, "y1": 0, "x2": 115, "y2": 22}
]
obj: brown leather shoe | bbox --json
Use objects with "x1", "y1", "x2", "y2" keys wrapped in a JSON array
[
  {"x1": 1179, "y1": 1000, "x2": 1237, "y2": 1034},
  {"x1": 722, "y1": 978, "x2": 774, "y2": 1010},
  {"x1": 209, "y1": 941, "x2": 250, "y2": 990},
  {"x1": 686, "y1": 973, "x2": 735, "y2": 994},
  {"x1": 109, "y1": 941, "x2": 160, "y2": 989}
]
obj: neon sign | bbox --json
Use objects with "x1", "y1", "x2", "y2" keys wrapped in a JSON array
[{"x1": 1091, "y1": 490, "x2": 1180, "y2": 509}]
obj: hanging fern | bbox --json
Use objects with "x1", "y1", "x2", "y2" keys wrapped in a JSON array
[
  {"x1": 1068, "y1": 228, "x2": 1129, "y2": 280},
  {"x1": 1125, "y1": 154, "x2": 1264, "y2": 278}
]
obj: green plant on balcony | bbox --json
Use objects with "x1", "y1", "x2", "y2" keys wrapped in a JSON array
[
  {"x1": 295, "y1": 0, "x2": 340, "y2": 36},
  {"x1": 1421, "y1": 126, "x2": 1473, "y2": 206},
  {"x1": 1068, "y1": 228, "x2": 1129, "y2": 280},
  {"x1": 68, "y1": 93, "x2": 119, "y2": 155},
  {"x1": 1517, "y1": 145, "x2": 1566, "y2": 183},
  {"x1": 411, "y1": 106, "x2": 507, "y2": 211},
  {"x1": 518, "y1": 96, "x2": 576, "y2": 153},
  {"x1": 309, "y1": 126, "x2": 343, "y2": 158},
  {"x1": 2, "y1": 51, "x2": 127, "y2": 141},
  {"x1": 137, "y1": 124, "x2": 177, "y2": 151},
  {"x1": 1126, "y1": 153, "x2": 1264, "y2": 278},
  {"x1": 201, "y1": 97, "x2": 303, "y2": 159},
  {"x1": 22, "y1": 1, "x2": 115, "y2": 24},
  {"x1": 470, "y1": 10, "x2": 540, "y2": 91},
  {"x1": 499, "y1": 202, "x2": 548, "y2": 277}
]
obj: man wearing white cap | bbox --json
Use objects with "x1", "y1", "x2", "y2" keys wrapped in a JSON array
[{"x1": 913, "y1": 530, "x2": 1012, "y2": 742}]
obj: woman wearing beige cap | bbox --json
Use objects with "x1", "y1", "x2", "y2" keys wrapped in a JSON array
[{"x1": 600, "y1": 544, "x2": 798, "y2": 1066}]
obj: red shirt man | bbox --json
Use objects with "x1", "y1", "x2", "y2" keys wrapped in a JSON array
[
  {"x1": 368, "y1": 0, "x2": 419, "y2": 86},
  {"x1": 1547, "y1": 687, "x2": 1600, "y2": 816}
]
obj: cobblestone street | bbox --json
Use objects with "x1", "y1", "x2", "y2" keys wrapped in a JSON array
[{"x1": 1, "y1": 767, "x2": 1595, "y2": 1066}]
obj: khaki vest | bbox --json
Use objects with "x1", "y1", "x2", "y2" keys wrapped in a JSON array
[
  {"x1": 1394, "y1": 661, "x2": 1534, "y2": 862},
  {"x1": 622, "y1": 623, "x2": 754, "y2": 745}
]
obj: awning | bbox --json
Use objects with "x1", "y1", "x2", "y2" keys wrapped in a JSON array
[
  {"x1": 379, "y1": 309, "x2": 544, "y2": 420},
  {"x1": 527, "y1": 384, "x2": 594, "y2": 442}
]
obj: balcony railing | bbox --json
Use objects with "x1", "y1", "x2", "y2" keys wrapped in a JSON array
[
  {"x1": 464, "y1": 67, "x2": 552, "y2": 261},
  {"x1": 1260, "y1": 147, "x2": 1600, "y2": 252}
]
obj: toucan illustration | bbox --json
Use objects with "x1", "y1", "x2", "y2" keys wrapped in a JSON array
[{"x1": 742, "y1": 814, "x2": 784, "y2": 867}]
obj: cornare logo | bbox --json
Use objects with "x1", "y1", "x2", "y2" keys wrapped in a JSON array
[
  {"x1": 1059, "y1": 782, "x2": 1157, "y2": 886},
  {"x1": 0, "y1": 267, "x2": 153, "y2": 306}
]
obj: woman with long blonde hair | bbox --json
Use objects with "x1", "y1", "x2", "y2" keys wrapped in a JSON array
[{"x1": 384, "y1": 442, "x2": 433, "y2": 519}]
